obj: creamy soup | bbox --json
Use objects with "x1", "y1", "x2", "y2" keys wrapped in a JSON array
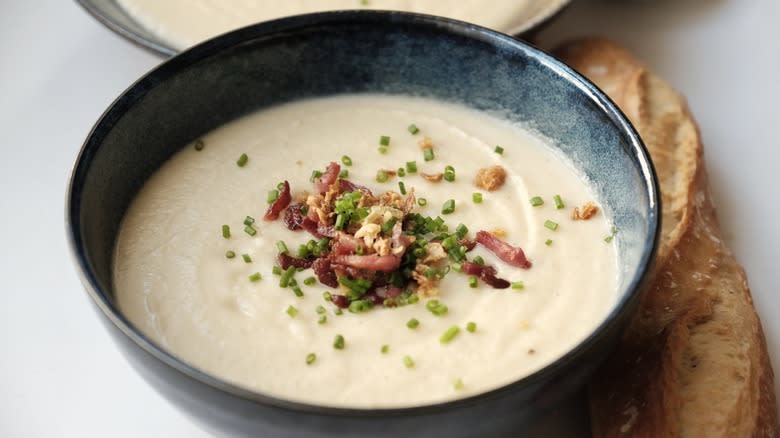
[
  {"x1": 114, "y1": 94, "x2": 618, "y2": 408},
  {"x1": 117, "y1": 0, "x2": 568, "y2": 49}
]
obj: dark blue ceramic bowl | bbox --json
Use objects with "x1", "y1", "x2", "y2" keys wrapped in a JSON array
[{"x1": 67, "y1": 11, "x2": 659, "y2": 438}]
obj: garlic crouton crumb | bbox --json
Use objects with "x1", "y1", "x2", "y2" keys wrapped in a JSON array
[
  {"x1": 572, "y1": 202, "x2": 599, "y2": 220},
  {"x1": 475, "y1": 165, "x2": 507, "y2": 192}
]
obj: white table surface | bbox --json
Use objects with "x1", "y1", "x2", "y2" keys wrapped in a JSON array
[{"x1": 1, "y1": 0, "x2": 777, "y2": 436}]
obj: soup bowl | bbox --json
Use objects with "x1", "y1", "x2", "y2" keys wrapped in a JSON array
[{"x1": 66, "y1": 11, "x2": 659, "y2": 438}]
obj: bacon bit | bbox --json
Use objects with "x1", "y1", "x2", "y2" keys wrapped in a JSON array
[
  {"x1": 277, "y1": 253, "x2": 314, "y2": 270},
  {"x1": 572, "y1": 202, "x2": 599, "y2": 220},
  {"x1": 330, "y1": 294, "x2": 349, "y2": 308},
  {"x1": 490, "y1": 228, "x2": 507, "y2": 238},
  {"x1": 264, "y1": 180, "x2": 292, "y2": 221},
  {"x1": 283, "y1": 203, "x2": 305, "y2": 230},
  {"x1": 421, "y1": 172, "x2": 443, "y2": 183},
  {"x1": 474, "y1": 165, "x2": 507, "y2": 192},
  {"x1": 316, "y1": 225, "x2": 336, "y2": 238},
  {"x1": 332, "y1": 254, "x2": 401, "y2": 272},
  {"x1": 361, "y1": 293, "x2": 384, "y2": 306},
  {"x1": 315, "y1": 162, "x2": 340, "y2": 194},
  {"x1": 375, "y1": 285, "x2": 402, "y2": 299},
  {"x1": 300, "y1": 217, "x2": 322, "y2": 237},
  {"x1": 418, "y1": 136, "x2": 434, "y2": 149},
  {"x1": 460, "y1": 238, "x2": 477, "y2": 252},
  {"x1": 312, "y1": 257, "x2": 338, "y2": 288},
  {"x1": 390, "y1": 222, "x2": 414, "y2": 256},
  {"x1": 475, "y1": 230, "x2": 532, "y2": 269},
  {"x1": 339, "y1": 179, "x2": 373, "y2": 197},
  {"x1": 461, "y1": 261, "x2": 510, "y2": 289},
  {"x1": 332, "y1": 233, "x2": 367, "y2": 256}
]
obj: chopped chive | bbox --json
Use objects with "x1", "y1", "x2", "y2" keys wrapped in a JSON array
[
  {"x1": 241, "y1": 253, "x2": 252, "y2": 263},
  {"x1": 334, "y1": 307, "x2": 343, "y2": 315},
  {"x1": 194, "y1": 139, "x2": 205, "y2": 151},
  {"x1": 406, "y1": 161, "x2": 418, "y2": 173},
  {"x1": 267, "y1": 189, "x2": 279, "y2": 204},
  {"x1": 376, "y1": 170, "x2": 389, "y2": 183},
  {"x1": 318, "y1": 314, "x2": 327, "y2": 324},
  {"x1": 380, "y1": 135, "x2": 391, "y2": 146},
  {"x1": 494, "y1": 145, "x2": 504, "y2": 155},
  {"x1": 423, "y1": 147, "x2": 434, "y2": 162},
  {"x1": 468, "y1": 276, "x2": 478, "y2": 288},
  {"x1": 466, "y1": 322, "x2": 477, "y2": 333},
  {"x1": 512, "y1": 281, "x2": 525, "y2": 290},
  {"x1": 407, "y1": 294, "x2": 420, "y2": 304},
  {"x1": 424, "y1": 267, "x2": 437, "y2": 279},
  {"x1": 309, "y1": 170, "x2": 323, "y2": 183},
  {"x1": 397, "y1": 167, "x2": 406, "y2": 177},
  {"x1": 444, "y1": 165, "x2": 455, "y2": 182},
  {"x1": 244, "y1": 225, "x2": 257, "y2": 236},
  {"x1": 304, "y1": 277, "x2": 317, "y2": 286},
  {"x1": 455, "y1": 223, "x2": 468, "y2": 239},
  {"x1": 530, "y1": 196, "x2": 544, "y2": 207},
  {"x1": 553, "y1": 194, "x2": 565, "y2": 209},
  {"x1": 406, "y1": 318, "x2": 420, "y2": 329},
  {"x1": 545, "y1": 239, "x2": 553, "y2": 246},
  {"x1": 604, "y1": 235, "x2": 615, "y2": 243},
  {"x1": 378, "y1": 146, "x2": 387, "y2": 154},
  {"x1": 440, "y1": 325, "x2": 461, "y2": 344},
  {"x1": 441, "y1": 199, "x2": 455, "y2": 215},
  {"x1": 291, "y1": 286, "x2": 304, "y2": 297},
  {"x1": 426, "y1": 300, "x2": 448, "y2": 316},
  {"x1": 323, "y1": 291, "x2": 332, "y2": 302},
  {"x1": 341, "y1": 155, "x2": 353, "y2": 166},
  {"x1": 403, "y1": 355, "x2": 415, "y2": 368},
  {"x1": 544, "y1": 220, "x2": 559, "y2": 231},
  {"x1": 334, "y1": 213, "x2": 346, "y2": 230},
  {"x1": 276, "y1": 240, "x2": 289, "y2": 254},
  {"x1": 243, "y1": 216, "x2": 255, "y2": 226},
  {"x1": 407, "y1": 124, "x2": 419, "y2": 135},
  {"x1": 472, "y1": 192, "x2": 483, "y2": 204},
  {"x1": 221, "y1": 224, "x2": 231, "y2": 239},
  {"x1": 398, "y1": 181, "x2": 407, "y2": 195},
  {"x1": 272, "y1": 265, "x2": 282, "y2": 275},
  {"x1": 286, "y1": 305, "x2": 298, "y2": 318},
  {"x1": 339, "y1": 169, "x2": 349, "y2": 178},
  {"x1": 417, "y1": 197, "x2": 427, "y2": 207},
  {"x1": 225, "y1": 250, "x2": 235, "y2": 259},
  {"x1": 454, "y1": 378, "x2": 464, "y2": 390},
  {"x1": 236, "y1": 153, "x2": 248, "y2": 167},
  {"x1": 333, "y1": 334, "x2": 345, "y2": 350},
  {"x1": 306, "y1": 353, "x2": 316, "y2": 365},
  {"x1": 472, "y1": 255, "x2": 485, "y2": 265},
  {"x1": 279, "y1": 266, "x2": 295, "y2": 287},
  {"x1": 451, "y1": 262, "x2": 462, "y2": 272},
  {"x1": 248, "y1": 272, "x2": 262, "y2": 282},
  {"x1": 381, "y1": 344, "x2": 390, "y2": 354}
]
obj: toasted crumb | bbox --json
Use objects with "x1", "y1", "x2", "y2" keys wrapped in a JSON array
[
  {"x1": 519, "y1": 320, "x2": 530, "y2": 329},
  {"x1": 490, "y1": 228, "x2": 507, "y2": 238},
  {"x1": 572, "y1": 202, "x2": 599, "y2": 220},
  {"x1": 380, "y1": 169, "x2": 397, "y2": 177},
  {"x1": 418, "y1": 136, "x2": 434, "y2": 149},
  {"x1": 475, "y1": 165, "x2": 507, "y2": 192},
  {"x1": 421, "y1": 172, "x2": 443, "y2": 183},
  {"x1": 296, "y1": 160, "x2": 303, "y2": 166},
  {"x1": 528, "y1": 348, "x2": 536, "y2": 355}
]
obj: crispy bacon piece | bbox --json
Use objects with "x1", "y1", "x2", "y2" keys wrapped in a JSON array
[
  {"x1": 475, "y1": 230, "x2": 532, "y2": 269},
  {"x1": 277, "y1": 253, "x2": 314, "y2": 270},
  {"x1": 390, "y1": 222, "x2": 413, "y2": 255},
  {"x1": 572, "y1": 202, "x2": 599, "y2": 220},
  {"x1": 283, "y1": 203, "x2": 305, "y2": 230},
  {"x1": 315, "y1": 162, "x2": 340, "y2": 194},
  {"x1": 264, "y1": 180, "x2": 291, "y2": 221},
  {"x1": 330, "y1": 294, "x2": 349, "y2": 308},
  {"x1": 361, "y1": 292, "x2": 384, "y2": 306},
  {"x1": 332, "y1": 254, "x2": 401, "y2": 272},
  {"x1": 475, "y1": 166, "x2": 507, "y2": 192},
  {"x1": 312, "y1": 257, "x2": 338, "y2": 288},
  {"x1": 461, "y1": 261, "x2": 510, "y2": 289},
  {"x1": 339, "y1": 179, "x2": 373, "y2": 196},
  {"x1": 300, "y1": 217, "x2": 321, "y2": 237},
  {"x1": 460, "y1": 238, "x2": 477, "y2": 252},
  {"x1": 332, "y1": 233, "x2": 367, "y2": 256},
  {"x1": 421, "y1": 172, "x2": 443, "y2": 183},
  {"x1": 374, "y1": 285, "x2": 402, "y2": 299}
]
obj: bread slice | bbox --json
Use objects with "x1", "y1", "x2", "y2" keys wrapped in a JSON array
[{"x1": 554, "y1": 38, "x2": 778, "y2": 437}]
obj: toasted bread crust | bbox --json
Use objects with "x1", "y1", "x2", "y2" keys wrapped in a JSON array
[{"x1": 555, "y1": 38, "x2": 778, "y2": 438}]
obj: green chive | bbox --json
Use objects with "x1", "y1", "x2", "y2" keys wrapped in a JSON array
[
  {"x1": 426, "y1": 300, "x2": 448, "y2": 316},
  {"x1": 304, "y1": 277, "x2": 317, "y2": 286},
  {"x1": 267, "y1": 190, "x2": 279, "y2": 204},
  {"x1": 406, "y1": 161, "x2": 418, "y2": 173},
  {"x1": 341, "y1": 155, "x2": 353, "y2": 166},
  {"x1": 454, "y1": 378, "x2": 464, "y2": 390},
  {"x1": 604, "y1": 235, "x2": 615, "y2": 243},
  {"x1": 403, "y1": 355, "x2": 415, "y2": 368},
  {"x1": 466, "y1": 322, "x2": 477, "y2": 333},
  {"x1": 381, "y1": 344, "x2": 389, "y2": 354},
  {"x1": 472, "y1": 255, "x2": 484, "y2": 265},
  {"x1": 451, "y1": 263, "x2": 462, "y2": 272},
  {"x1": 397, "y1": 167, "x2": 406, "y2": 177},
  {"x1": 406, "y1": 318, "x2": 420, "y2": 329},
  {"x1": 279, "y1": 266, "x2": 295, "y2": 288},
  {"x1": 407, "y1": 294, "x2": 420, "y2": 304},
  {"x1": 221, "y1": 225, "x2": 231, "y2": 239},
  {"x1": 323, "y1": 291, "x2": 332, "y2": 302},
  {"x1": 512, "y1": 281, "x2": 525, "y2": 290},
  {"x1": 544, "y1": 220, "x2": 559, "y2": 231},
  {"x1": 440, "y1": 325, "x2": 461, "y2": 344},
  {"x1": 225, "y1": 250, "x2": 235, "y2": 259},
  {"x1": 334, "y1": 308, "x2": 343, "y2": 315},
  {"x1": 194, "y1": 139, "x2": 205, "y2": 151},
  {"x1": 553, "y1": 194, "x2": 565, "y2": 209},
  {"x1": 545, "y1": 239, "x2": 553, "y2": 246},
  {"x1": 423, "y1": 147, "x2": 434, "y2": 162},
  {"x1": 244, "y1": 225, "x2": 257, "y2": 236},
  {"x1": 272, "y1": 265, "x2": 282, "y2": 275},
  {"x1": 441, "y1": 199, "x2": 455, "y2": 215},
  {"x1": 248, "y1": 272, "x2": 262, "y2": 282},
  {"x1": 286, "y1": 305, "x2": 298, "y2": 318},
  {"x1": 243, "y1": 216, "x2": 255, "y2": 226},
  {"x1": 318, "y1": 314, "x2": 327, "y2": 324},
  {"x1": 236, "y1": 153, "x2": 248, "y2": 167},
  {"x1": 398, "y1": 181, "x2": 407, "y2": 195},
  {"x1": 408, "y1": 124, "x2": 419, "y2": 135},
  {"x1": 376, "y1": 170, "x2": 389, "y2": 183},
  {"x1": 276, "y1": 240, "x2": 289, "y2": 254},
  {"x1": 292, "y1": 286, "x2": 304, "y2": 297},
  {"x1": 241, "y1": 253, "x2": 252, "y2": 263},
  {"x1": 334, "y1": 213, "x2": 346, "y2": 230},
  {"x1": 306, "y1": 353, "x2": 316, "y2": 365},
  {"x1": 444, "y1": 165, "x2": 455, "y2": 182},
  {"x1": 530, "y1": 196, "x2": 544, "y2": 207},
  {"x1": 339, "y1": 169, "x2": 349, "y2": 178},
  {"x1": 333, "y1": 334, "x2": 345, "y2": 350},
  {"x1": 455, "y1": 223, "x2": 468, "y2": 239},
  {"x1": 472, "y1": 192, "x2": 483, "y2": 204},
  {"x1": 380, "y1": 135, "x2": 391, "y2": 146},
  {"x1": 309, "y1": 170, "x2": 323, "y2": 182},
  {"x1": 417, "y1": 197, "x2": 427, "y2": 207},
  {"x1": 468, "y1": 276, "x2": 478, "y2": 288},
  {"x1": 494, "y1": 145, "x2": 504, "y2": 155}
]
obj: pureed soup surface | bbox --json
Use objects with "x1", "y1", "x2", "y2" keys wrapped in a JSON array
[
  {"x1": 116, "y1": 0, "x2": 568, "y2": 49},
  {"x1": 114, "y1": 94, "x2": 618, "y2": 408}
]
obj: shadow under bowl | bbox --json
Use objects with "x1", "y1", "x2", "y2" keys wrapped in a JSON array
[{"x1": 67, "y1": 11, "x2": 659, "y2": 438}]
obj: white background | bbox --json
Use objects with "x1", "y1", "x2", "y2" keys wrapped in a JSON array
[{"x1": 1, "y1": 0, "x2": 777, "y2": 436}]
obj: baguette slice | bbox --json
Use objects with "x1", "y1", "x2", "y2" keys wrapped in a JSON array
[{"x1": 554, "y1": 38, "x2": 778, "y2": 438}]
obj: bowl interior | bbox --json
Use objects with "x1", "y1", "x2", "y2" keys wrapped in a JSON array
[{"x1": 69, "y1": 11, "x2": 657, "y2": 409}]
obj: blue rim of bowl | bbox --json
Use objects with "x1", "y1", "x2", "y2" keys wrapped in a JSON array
[{"x1": 66, "y1": 10, "x2": 660, "y2": 417}]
